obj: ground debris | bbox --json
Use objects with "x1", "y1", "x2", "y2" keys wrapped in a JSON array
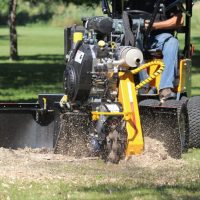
[
  {"x1": 54, "y1": 112, "x2": 92, "y2": 157},
  {"x1": 0, "y1": 133, "x2": 187, "y2": 181},
  {"x1": 123, "y1": 137, "x2": 186, "y2": 169}
]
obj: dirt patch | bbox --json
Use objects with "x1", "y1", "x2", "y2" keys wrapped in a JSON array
[
  {"x1": 0, "y1": 136, "x2": 187, "y2": 182},
  {"x1": 125, "y1": 137, "x2": 186, "y2": 169},
  {"x1": 0, "y1": 146, "x2": 100, "y2": 181}
]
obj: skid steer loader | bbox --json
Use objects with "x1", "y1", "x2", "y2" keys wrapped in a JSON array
[
  {"x1": 0, "y1": 0, "x2": 199, "y2": 165},
  {"x1": 54, "y1": 0, "x2": 200, "y2": 163}
]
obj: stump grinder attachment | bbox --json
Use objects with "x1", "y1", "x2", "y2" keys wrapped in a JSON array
[
  {"x1": 54, "y1": 0, "x2": 200, "y2": 163},
  {"x1": 57, "y1": 59, "x2": 189, "y2": 163},
  {"x1": 0, "y1": 0, "x2": 200, "y2": 165}
]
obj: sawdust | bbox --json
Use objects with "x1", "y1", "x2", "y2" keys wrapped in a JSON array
[
  {"x1": 124, "y1": 137, "x2": 186, "y2": 169},
  {"x1": 0, "y1": 136, "x2": 186, "y2": 181},
  {"x1": 0, "y1": 147, "x2": 98, "y2": 181},
  {"x1": 54, "y1": 113, "x2": 92, "y2": 157}
]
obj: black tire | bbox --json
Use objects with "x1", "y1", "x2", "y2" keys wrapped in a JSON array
[
  {"x1": 187, "y1": 96, "x2": 200, "y2": 148},
  {"x1": 139, "y1": 99, "x2": 161, "y2": 107},
  {"x1": 162, "y1": 99, "x2": 189, "y2": 153}
]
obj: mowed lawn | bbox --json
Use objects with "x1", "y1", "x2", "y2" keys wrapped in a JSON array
[{"x1": 0, "y1": 26, "x2": 65, "y2": 101}]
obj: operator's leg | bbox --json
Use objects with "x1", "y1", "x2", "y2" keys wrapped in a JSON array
[
  {"x1": 150, "y1": 33, "x2": 179, "y2": 99},
  {"x1": 159, "y1": 36, "x2": 179, "y2": 90}
]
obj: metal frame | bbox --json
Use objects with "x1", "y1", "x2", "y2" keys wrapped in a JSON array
[
  {"x1": 102, "y1": 0, "x2": 193, "y2": 58},
  {"x1": 185, "y1": 0, "x2": 193, "y2": 58}
]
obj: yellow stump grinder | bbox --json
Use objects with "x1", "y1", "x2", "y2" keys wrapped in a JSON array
[
  {"x1": 0, "y1": 0, "x2": 199, "y2": 164},
  {"x1": 55, "y1": 0, "x2": 200, "y2": 163}
]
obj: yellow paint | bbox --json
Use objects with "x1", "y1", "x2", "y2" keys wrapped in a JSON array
[
  {"x1": 98, "y1": 40, "x2": 106, "y2": 47},
  {"x1": 91, "y1": 61, "x2": 165, "y2": 157},
  {"x1": 118, "y1": 72, "x2": 144, "y2": 156},
  {"x1": 91, "y1": 111, "x2": 133, "y2": 121},
  {"x1": 177, "y1": 59, "x2": 186, "y2": 93},
  {"x1": 42, "y1": 97, "x2": 47, "y2": 110},
  {"x1": 73, "y1": 32, "x2": 83, "y2": 43}
]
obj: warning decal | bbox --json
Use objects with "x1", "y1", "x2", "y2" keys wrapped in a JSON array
[{"x1": 75, "y1": 50, "x2": 85, "y2": 64}]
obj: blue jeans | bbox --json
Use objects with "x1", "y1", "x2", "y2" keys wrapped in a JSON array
[{"x1": 149, "y1": 33, "x2": 179, "y2": 90}]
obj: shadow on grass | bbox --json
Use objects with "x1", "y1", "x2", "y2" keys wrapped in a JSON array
[
  {"x1": 191, "y1": 41, "x2": 200, "y2": 93},
  {"x1": 0, "y1": 63, "x2": 65, "y2": 88},
  {"x1": 69, "y1": 182, "x2": 200, "y2": 200},
  {"x1": 0, "y1": 54, "x2": 64, "y2": 62},
  {"x1": 192, "y1": 50, "x2": 200, "y2": 70},
  {"x1": 0, "y1": 35, "x2": 9, "y2": 40},
  {"x1": 0, "y1": 54, "x2": 65, "y2": 101},
  {"x1": 19, "y1": 54, "x2": 64, "y2": 62},
  {"x1": 0, "y1": 45, "x2": 199, "y2": 101}
]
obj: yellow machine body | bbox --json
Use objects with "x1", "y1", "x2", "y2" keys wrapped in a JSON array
[
  {"x1": 118, "y1": 71, "x2": 144, "y2": 156},
  {"x1": 91, "y1": 60, "x2": 165, "y2": 157},
  {"x1": 148, "y1": 59, "x2": 191, "y2": 95}
]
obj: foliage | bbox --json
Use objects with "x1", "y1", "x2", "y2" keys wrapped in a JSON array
[
  {"x1": 0, "y1": 0, "x2": 8, "y2": 15},
  {"x1": 0, "y1": 0, "x2": 9, "y2": 25},
  {"x1": 51, "y1": 3, "x2": 102, "y2": 27},
  {"x1": 0, "y1": 0, "x2": 101, "y2": 25},
  {"x1": 1, "y1": 0, "x2": 200, "y2": 26}
]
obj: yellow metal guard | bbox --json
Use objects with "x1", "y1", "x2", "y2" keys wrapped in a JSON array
[
  {"x1": 92, "y1": 60, "x2": 164, "y2": 157},
  {"x1": 73, "y1": 32, "x2": 83, "y2": 44}
]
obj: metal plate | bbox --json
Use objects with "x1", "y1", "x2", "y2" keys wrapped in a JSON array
[
  {"x1": 0, "y1": 111, "x2": 56, "y2": 149},
  {"x1": 140, "y1": 106, "x2": 182, "y2": 158}
]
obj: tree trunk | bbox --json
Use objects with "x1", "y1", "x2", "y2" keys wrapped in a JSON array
[{"x1": 8, "y1": 0, "x2": 18, "y2": 60}]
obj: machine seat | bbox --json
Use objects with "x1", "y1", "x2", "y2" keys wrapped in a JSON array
[{"x1": 147, "y1": 49, "x2": 163, "y2": 59}]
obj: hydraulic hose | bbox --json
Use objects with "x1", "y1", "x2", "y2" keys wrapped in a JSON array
[{"x1": 131, "y1": 60, "x2": 165, "y2": 90}]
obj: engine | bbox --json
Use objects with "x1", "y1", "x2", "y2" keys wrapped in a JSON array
[{"x1": 64, "y1": 16, "x2": 145, "y2": 107}]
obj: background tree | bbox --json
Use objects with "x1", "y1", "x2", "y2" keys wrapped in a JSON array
[{"x1": 8, "y1": 0, "x2": 19, "y2": 60}]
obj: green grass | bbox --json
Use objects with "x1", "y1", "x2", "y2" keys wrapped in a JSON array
[
  {"x1": 183, "y1": 149, "x2": 200, "y2": 161},
  {"x1": 0, "y1": 154, "x2": 199, "y2": 200},
  {"x1": 0, "y1": 181, "x2": 199, "y2": 200},
  {"x1": 1, "y1": 26, "x2": 64, "y2": 56},
  {"x1": 190, "y1": 3, "x2": 200, "y2": 95},
  {"x1": 0, "y1": 26, "x2": 65, "y2": 101}
]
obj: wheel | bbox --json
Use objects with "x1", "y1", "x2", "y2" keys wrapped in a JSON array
[
  {"x1": 139, "y1": 99, "x2": 161, "y2": 107},
  {"x1": 162, "y1": 99, "x2": 189, "y2": 153},
  {"x1": 187, "y1": 96, "x2": 200, "y2": 148}
]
